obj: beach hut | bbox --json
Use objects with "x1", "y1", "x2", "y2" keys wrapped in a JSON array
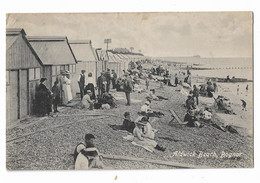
[
  {"x1": 69, "y1": 40, "x2": 98, "y2": 94},
  {"x1": 27, "y1": 36, "x2": 77, "y2": 98},
  {"x1": 6, "y1": 28, "x2": 43, "y2": 125}
]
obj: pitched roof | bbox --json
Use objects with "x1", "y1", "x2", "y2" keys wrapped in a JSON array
[
  {"x1": 6, "y1": 28, "x2": 43, "y2": 66},
  {"x1": 69, "y1": 40, "x2": 97, "y2": 62},
  {"x1": 6, "y1": 28, "x2": 26, "y2": 50},
  {"x1": 27, "y1": 36, "x2": 77, "y2": 65},
  {"x1": 96, "y1": 49, "x2": 109, "y2": 61}
]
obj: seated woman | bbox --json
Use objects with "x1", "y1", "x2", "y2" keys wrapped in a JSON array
[
  {"x1": 81, "y1": 90, "x2": 94, "y2": 110},
  {"x1": 142, "y1": 116, "x2": 158, "y2": 140},
  {"x1": 109, "y1": 112, "x2": 135, "y2": 133},
  {"x1": 98, "y1": 92, "x2": 117, "y2": 108},
  {"x1": 140, "y1": 101, "x2": 164, "y2": 118},
  {"x1": 133, "y1": 118, "x2": 165, "y2": 152},
  {"x1": 146, "y1": 89, "x2": 168, "y2": 101},
  {"x1": 184, "y1": 109, "x2": 202, "y2": 128}
]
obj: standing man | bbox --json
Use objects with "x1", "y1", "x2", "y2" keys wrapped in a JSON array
[
  {"x1": 124, "y1": 72, "x2": 133, "y2": 106},
  {"x1": 51, "y1": 81, "x2": 60, "y2": 113},
  {"x1": 97, "y1": 71, "x2": 107, "y2": 97},
  {"x1": 111, "y1": 69, "x2": 117, "y2": 89},
  {"x1": 104, "y1": 69, "x2": 111, "y2": 92},
  {"x1": 192, "y1": 85, "x2": 199, "y2": 105},
  {"x1": 78, "y1": 70, "x2": 86, "y2": 100}
]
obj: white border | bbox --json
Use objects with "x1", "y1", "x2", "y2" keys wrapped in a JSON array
[{"x1": 1, "y1": 0, "x2": 259, "y2": 182}]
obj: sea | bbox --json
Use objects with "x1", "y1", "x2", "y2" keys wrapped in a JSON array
[
  {"x1": 158, "y1": 57, "x2": 253, "y2": 131},
  {"x1": 160, "y1": 57, "x2": 253, "y2": 80}
]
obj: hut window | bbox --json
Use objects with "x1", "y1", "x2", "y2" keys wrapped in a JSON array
[
  {"x1": 6, "y1": 71, "x2": 10, "y2": 85},
  {"x1": 69, "y1": 65, "x2": 73, "y2": 73},
  {"x1": 72, "y1": 64, "x2": 76, "y2": 73},
  {"x1": 29, "y1": 68, "x2": 35, "y2": 80},
  {"x1": 52, "y1": 66, "x2": 57, "y2": 76},
  {"x1": 57, "y1": 66, "x2": 61, "y2": 74},
  {"x1": 65, "y1": 65, "x2": 69, "y2": 71},
  {"x1": 60, "y1": 65, "x2": 65, "y2": 71},
  {"x1": 35, "y1": 68, "x2": 41, "y2": 80}
]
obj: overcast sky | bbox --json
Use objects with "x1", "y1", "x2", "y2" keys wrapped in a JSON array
[{"x1": 6, "y1": 12, "x2": 252, "y2": 58}]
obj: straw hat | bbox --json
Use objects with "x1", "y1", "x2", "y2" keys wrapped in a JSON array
[{"x1": 135, "y1": 120, "x2": 148, "y2": 126}]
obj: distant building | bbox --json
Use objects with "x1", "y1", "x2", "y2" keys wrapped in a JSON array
[{"x1": 6, "y1": 28, "x2": 43, "y2": 125}]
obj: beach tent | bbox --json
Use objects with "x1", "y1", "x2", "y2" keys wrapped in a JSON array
[
  {"x1": 6, "y1": 28, "x2": 43, "y2": 125},
  {"x1": 107, "y1": 51, "x2": 122, "y2": 77},
  {"x1": 95, "y1": 48, "x2": 109, "y2": 75},
  {"x1": 117, "y1": 53, "x2": 131, "y2": 72},
  {"x1": 27, "y1": 36, "x2": 77, "y2": 98},
  {"x1": 69, "y1": 40, "x2": 98, "y2": 95}
]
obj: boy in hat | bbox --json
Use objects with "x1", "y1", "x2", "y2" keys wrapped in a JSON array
[{"x1": 74, "y1": 133, "x2": 105, "y2": 170}]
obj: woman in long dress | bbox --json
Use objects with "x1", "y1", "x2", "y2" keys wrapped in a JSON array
[
  {"x1": 133, "y1": 119, "x2": 165, "y2": 151},
  {"x1": 35, "y1": 78, "x2": 52, "y2": 116},
  {"x1": 60, "y1": 71, "x2": 73, "y2": 104}
]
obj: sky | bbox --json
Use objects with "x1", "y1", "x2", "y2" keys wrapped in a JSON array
[{"x1": 6, "y1": 12, "x2": 253, "y2": 58}]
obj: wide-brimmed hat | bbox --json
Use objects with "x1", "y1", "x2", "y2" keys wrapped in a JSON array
[
  {"x1": 135, "y1": 120, "x2": 148, "y2": 126},
  {"x1": 81, "y1": 70, "x2": 86, "y2": 72},
  {"x1": 40, "y1": 78, "x2": 47, "y2": 83},
  {"x1": 86, "y1": 90, "x2": 92, "y2": 93}
]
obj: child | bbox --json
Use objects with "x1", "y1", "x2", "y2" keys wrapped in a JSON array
[
  {"x1": 74, "y1": 134, "x2": 105, "y2": 170},
  {"x1": 51, "y1": 81, "x2": 60, "y2": 113}
]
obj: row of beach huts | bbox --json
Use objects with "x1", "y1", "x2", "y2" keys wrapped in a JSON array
[{"x1": 6, "y1": 28, "x2": 145, "y2": 125}]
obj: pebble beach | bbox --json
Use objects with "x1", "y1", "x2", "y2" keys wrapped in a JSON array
[{"x1": 6, "y1": 63, "x2": 254, "y2": 170}]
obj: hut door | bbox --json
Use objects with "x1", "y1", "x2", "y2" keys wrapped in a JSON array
[
  {"x1": 9, "y1": 70, "x2": 19, "y2": 123},
  {"x1": 20, "y1": 69, "x2": 29, "y2": 119}
]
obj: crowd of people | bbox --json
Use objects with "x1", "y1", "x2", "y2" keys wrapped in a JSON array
[{"x1": 34, "y1": 60, "x2": 246, "y2": 170}]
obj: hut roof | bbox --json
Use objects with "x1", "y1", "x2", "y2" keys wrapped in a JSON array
[
  {"x1": 69, "y1": 40, "x2": 97, "y2": 62},
  {"x1": 6, "y1": 28, "x2": 43, "y2": 66},
  {"x1": 27, "y1": 36, "x2": 77, "y2": 65}
]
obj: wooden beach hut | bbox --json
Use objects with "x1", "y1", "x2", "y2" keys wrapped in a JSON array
[
  {"x1": 69, "y1": 40, "x2": 98, "y2": 94},
  {"x1": 27, "y1": 36, "x2": 77, "y2": 97},
  {"x1": 6, "y1": 28, "x2": 43, "y2": 125}
]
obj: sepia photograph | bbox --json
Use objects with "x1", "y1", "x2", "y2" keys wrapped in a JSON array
[{"x1": 5, "y1": 12, "x2": 253, "y2": 170}]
